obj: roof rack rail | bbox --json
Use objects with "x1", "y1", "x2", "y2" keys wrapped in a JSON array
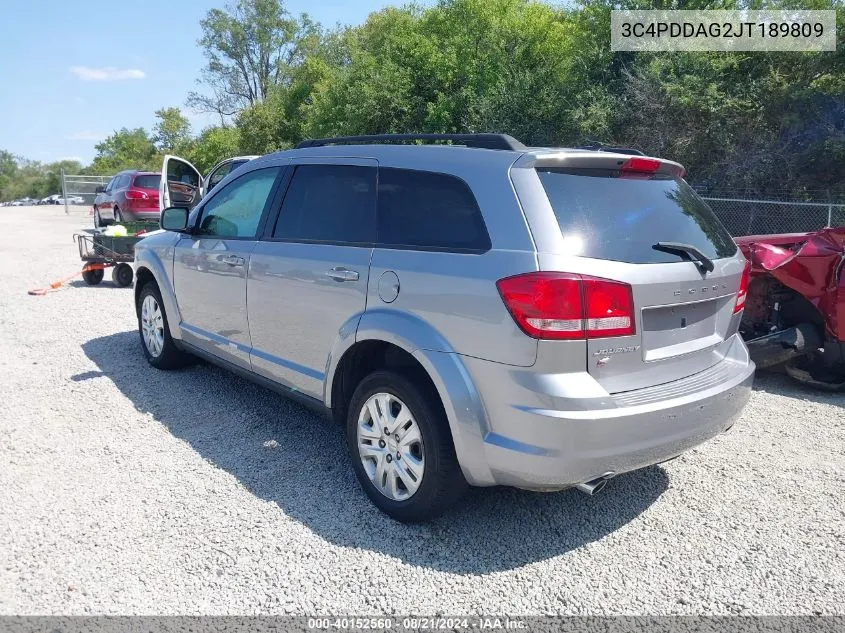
[
  {"x1": 295, "y1": 133, "x2": 527, "y2": 152},
  {"x1": 577, "y1": 142, "x2": 645, "y2": 156}
]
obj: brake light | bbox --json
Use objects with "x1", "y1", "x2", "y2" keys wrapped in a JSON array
[
  {"x1": 734, "y1": 260, "x2": 751, "y2": 313},
  {"x1": 125, "y1": 189, "x2": 148, "y2": 200},
  {"x1": 497, "y1": 272, "x2": 635, "y2": 340},
  {"x1": 620, "y1": 157, "x2": 661, "y2": 174}
]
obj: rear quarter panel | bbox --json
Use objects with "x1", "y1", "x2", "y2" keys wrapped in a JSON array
[{"x1": 364, "y1": 150, "x2": 540, "y2": 366}]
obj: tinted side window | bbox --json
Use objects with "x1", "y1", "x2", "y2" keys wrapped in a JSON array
[
  {"x1": 116, "y1": 174, "x2": 131, "y2": 189},
  {"x1": 198, "y1": 167, "x2": 280, "y2": 238},
  {"x1": 272, "y1": 165, "x2": 376, "y2": 244},
  {"x1": 206, "y1": 163, "x2": 232, "y2": 191},
  {"x1": 377, "y1": 168, "x2": 490, "y2": 252}
]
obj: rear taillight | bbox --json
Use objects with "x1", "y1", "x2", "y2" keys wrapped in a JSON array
[
  {"x1": 734, "y1": 260, "x2": 751, "y2": 313},
  {"x1": 497, "y1": 272, "x2": 635, "y2": 340},
  {"x1": 125, "y1": 188, "x2": 149, "y2": 200},
  {"x1": 583, "y1": 278, "x2": 636, "y2": 337}
]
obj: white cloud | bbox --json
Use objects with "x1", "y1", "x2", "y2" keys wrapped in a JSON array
[
  {"x1": 70, "y1": 66, "x2": 146, "y2": 81},
  {"x1": 64, "y1": 130, "x2": 105, "y2": 141}
]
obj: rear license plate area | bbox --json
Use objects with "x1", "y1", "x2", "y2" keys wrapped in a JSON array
[{"x1": 641, "y1": 298, "x2": 727, "y2": 361}]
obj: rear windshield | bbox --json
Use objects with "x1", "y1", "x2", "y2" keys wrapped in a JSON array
[
  {"x1": 133, "y1": 175, "x2": 160, "y2": 190},
  {"x1": 536, "y1": 168, "x2": 737, "y2": 264}
]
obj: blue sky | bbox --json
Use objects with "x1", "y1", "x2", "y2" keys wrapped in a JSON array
[{"x1": 0, "y1": 0, "x2": 413, "y2": 165}]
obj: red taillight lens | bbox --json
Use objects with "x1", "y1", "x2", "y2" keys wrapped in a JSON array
[
  {"x1": 734, "y1": 260, "x2": 751, "y2": 313},
  {"x1": 497, "y1": 272, "x2": 635, "y2": 340},
  {"x1": 620, "y1": 157, "x2": 661, "y2": 174},
  {"x1": 496, "y1": 272, "x2": 583, "y2": 340},
  {"x1": 583, "y1": 277, "x2": 636, "y2": 337},
  {"x1": 125, "y1": 188, "x2": 148, "y2": 200}
]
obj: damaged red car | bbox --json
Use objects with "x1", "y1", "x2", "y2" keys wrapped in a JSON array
[{"x1": 737, "y1": 228, "x2": 845, "y2": 390}]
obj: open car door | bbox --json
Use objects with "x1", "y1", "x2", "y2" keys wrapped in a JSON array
[{"x1": 159, "y1": 155, "x2": 203, "y2": 213}]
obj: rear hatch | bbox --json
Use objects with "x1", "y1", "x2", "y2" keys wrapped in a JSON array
[
  {"x1": 129, "y1": 174, "x2": 161, "y2": 210},
  {"x1": 520, "y1": 152, "x2": 746, "y2": 393}
]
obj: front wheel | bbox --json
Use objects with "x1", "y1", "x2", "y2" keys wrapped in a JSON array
[
  {"x1": 346, "y1": 370, "x2": 467, "y2": 522},
  {"x1": 137, "y1": 282, "x2": 192, "y2": 369}
]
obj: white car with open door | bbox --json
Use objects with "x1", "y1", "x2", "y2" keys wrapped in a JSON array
[{"x1": 158, "y1": 154, "x2": 259, "y2": 213}]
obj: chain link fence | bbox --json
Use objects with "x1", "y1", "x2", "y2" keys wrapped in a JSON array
[
  {"x1": 60, "y1": 171, "x2": 112, "y2": 215},
  {"x1": 697, "y1": 192, "x2": 845, "y2": 237},
  {"x1": 701, "y1": 197, "x2": 845, "y2": 236}
]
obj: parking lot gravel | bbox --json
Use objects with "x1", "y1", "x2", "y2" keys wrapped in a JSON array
[{"x1": 0, "y1": 205, "x2": 843, "y2": 616}]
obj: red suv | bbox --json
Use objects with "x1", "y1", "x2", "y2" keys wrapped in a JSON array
[{"x1": 93, "y1": 171, "x2": 161, "y2": 227}]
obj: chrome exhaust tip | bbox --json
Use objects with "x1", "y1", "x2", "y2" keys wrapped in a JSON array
[
  {"x1": 574, "y1": 472, "x2": 615, "y2": 495},
  {"x1": 574, "y1": 479, "x2": 607, "y2": 495}
]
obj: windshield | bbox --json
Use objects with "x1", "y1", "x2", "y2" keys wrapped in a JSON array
[{"x1": 536, "y1": 168, "x2": 737, "y2": 264}]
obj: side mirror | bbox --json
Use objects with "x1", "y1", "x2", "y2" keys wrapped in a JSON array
[
  {"x1": 94, "y1": 186, "x2": 105, "y2": 194},
  {"x1": 160, "y1": 206, "x2": 190, "y2": 232}
]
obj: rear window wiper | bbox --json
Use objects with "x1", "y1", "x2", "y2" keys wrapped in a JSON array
[{"x1": 653, "y1": 241, "x2": 715, "y2": 274}]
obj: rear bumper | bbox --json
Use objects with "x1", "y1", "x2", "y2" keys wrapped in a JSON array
[
  {"x1": 461, "y1": 334, "x2": 755, "y2": 488},
  {"x1": 122, "y1": 209, "x2": 160, "y2": 221}
]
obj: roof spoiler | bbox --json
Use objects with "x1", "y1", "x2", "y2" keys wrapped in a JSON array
[{"x1": 577, "y1": 142, "x2": 645, "y2": 156}]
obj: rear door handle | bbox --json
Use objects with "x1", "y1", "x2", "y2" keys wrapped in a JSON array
[
  {"x1": 325, "y1": 267, "x2": 359, "y2": 282},
  {"x1": 222, "y1": 255, "x2": 245, "y2": 266}
]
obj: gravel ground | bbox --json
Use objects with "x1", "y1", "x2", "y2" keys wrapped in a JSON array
[{"x1": 0, "y1": 205, "x2": 843, "y2": 616}]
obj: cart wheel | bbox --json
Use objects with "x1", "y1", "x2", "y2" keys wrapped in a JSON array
[
  {"x1": 82, "y1": 266, "x2": 104, "y2": 286},
  {"x1": 112, "y1": 263, "x2": 134, "y2": 287}
]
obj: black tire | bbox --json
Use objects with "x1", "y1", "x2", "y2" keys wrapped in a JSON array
[
  {"x1": 93, "y1": 207, "x2": 101, "y2": 229},
  {"x1": 346, "y1": 369, "x2": 467, "y2": 522},
  {"x1": 114, "y1": 207, "x2": 123, "y2": 223},
  {"x1": 137, "y1": 282, "x2": 192, "y2": 369},
  {"x1": 112, "y1": 263, "x2": 133, "y2": 287},
  {"x1": 82, "y1": 266, "x2": 104, "y2": 285}
]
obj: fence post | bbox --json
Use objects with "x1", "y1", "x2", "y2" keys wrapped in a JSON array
[
  {"x1": 61, "y1": 168, "x2": 68, "y2": 215},
  {"x1": 828, "y1": 204, "x2": 833, "y2": 228}
]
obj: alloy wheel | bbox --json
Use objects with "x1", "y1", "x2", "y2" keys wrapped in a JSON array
[{"x1": 140, "y1": 294, "x2": 164, "y2": 358}]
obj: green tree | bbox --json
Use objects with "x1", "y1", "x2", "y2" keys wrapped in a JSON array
[
  {"x1": 309, "y1": 0, "x2": 578, "y2": 145},
  {"x1": 90, "y1": 128, "x2": 158, "y2": 174},
  {"x1": 237, "y1": 55, "x2": 332, "y2": 153},
  {"x1": 152, "y1": 107, "x2": 192, "y2": 153},
  {"x1": 184, "y1": 126, "x2": 242, "y2": 173},
  {"x1": 187, "y1": 0, "x2": 321, "y2": 121},
  {"x1": 0, "y1": 150, "x2": 17, "y2": 201}
]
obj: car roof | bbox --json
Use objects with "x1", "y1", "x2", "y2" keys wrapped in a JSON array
[{"x1": 256, "y1": 143, "x2": 683, "y2": 176}]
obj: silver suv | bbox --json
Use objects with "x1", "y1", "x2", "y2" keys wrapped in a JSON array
[{"x1": 134, "y1": 133, "x2": 755, "y2": 522}]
